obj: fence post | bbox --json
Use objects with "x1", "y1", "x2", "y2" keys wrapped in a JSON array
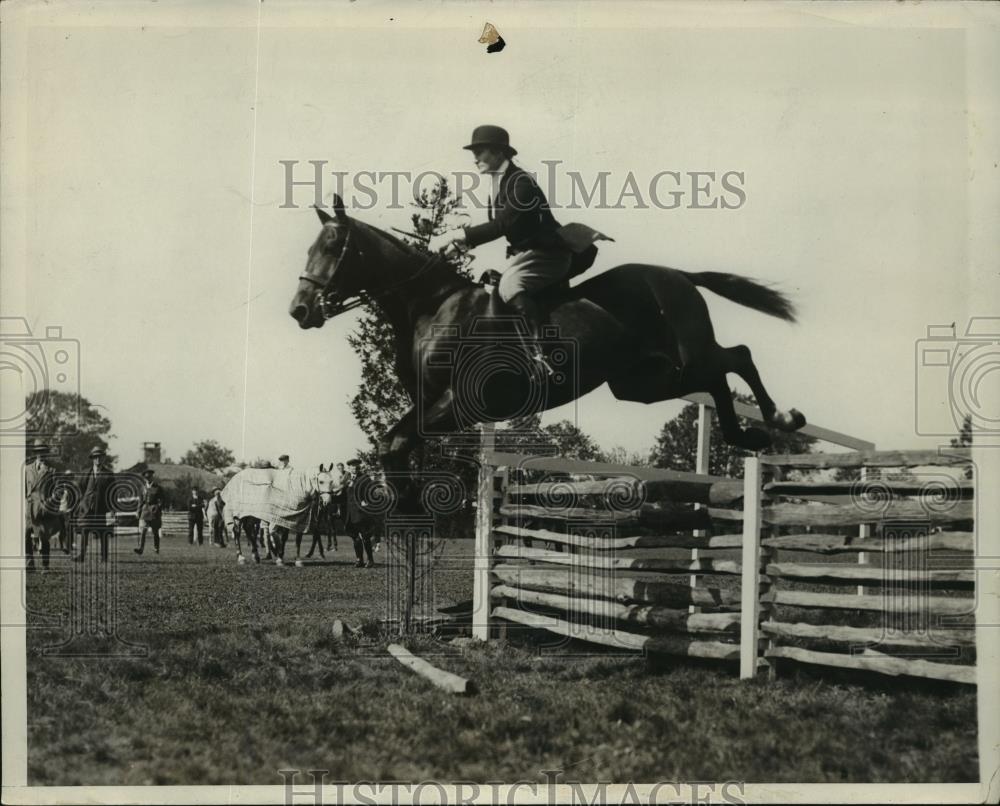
[
  {"x1": 690, "y1": 404, "x2": 712, "y2": 613},
  {"x1": 740, "y1": 456, "x2": 763, "y2": 679},
  {"x1": 473, "y1": 423, "x2": 496, "y2": 641},
  {"x1": 857, "y1": 464, "x2": 871, "y2": 597}
]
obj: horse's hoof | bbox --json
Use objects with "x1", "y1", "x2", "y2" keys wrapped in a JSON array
[
  {"x1": 772, "y1": 408, "x2": 807, "y2": 432},
  {"x1": 295, "y1": 559, "x2": 304, "y2": 568},
  {"x1": 237, "y1": 555, "x2": 246, "y2": 565},
  {"x1": 275, "y1": 558, "x2": 284, "y2": 566}
]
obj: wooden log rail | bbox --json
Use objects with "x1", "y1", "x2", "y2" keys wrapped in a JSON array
[
  {"x1": 492, "y1": 606, "x2": 742, "y2": 661},
  {"x1": 490, "y1": 585, "x2": 741, "y2": 634},
  {"x1": 761, "y1": 448, "x2": 972, "y2": 469},
  {"x1": 761, "y1": 532, "x2": 973, "y2": 554},
  {"x1": 493, "y1": 524, "x2": 743, "y2": 551},
  {"x1": 491, "y1": 565, "x2": 740, "y2": 609},
  {"x1": 496, "y1": 544, "x2": 744, "y2": 575}
]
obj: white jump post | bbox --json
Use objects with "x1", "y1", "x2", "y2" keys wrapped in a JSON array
[
  {"x1": 857, "y1": 465, "x2": 871, "y2": 597},
  {"x1": 740, "y1": 456, "x2": 763, "y2": 679},
  {"x1": 690, "y1": 404, "x2": 712, "y2": 613},
  {"x1": 472, "y1": 422, "x2": 496, "y2": 641}
]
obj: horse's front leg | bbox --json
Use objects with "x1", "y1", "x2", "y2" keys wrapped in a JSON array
[{"x1": 378, "y1": 406, "x2": 420, "y2": 476}]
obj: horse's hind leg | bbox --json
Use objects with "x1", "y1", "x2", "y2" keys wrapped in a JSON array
[
  {"x1": 636, "y1": 269, "x2": 772, "y2": 450},
  {"x1": 707, "y1": 377, "x2": 771, "y2": 451},
  {"x1": 722, "y1": 344, "x2": 806, "y2": 432}
]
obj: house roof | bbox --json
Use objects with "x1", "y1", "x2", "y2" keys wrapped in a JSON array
[{"x1": 126, "y1": 462, "x2": 223, "y2": 489}]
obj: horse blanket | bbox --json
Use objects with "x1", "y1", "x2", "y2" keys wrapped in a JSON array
[{"x1": 221, "y1": 468, "x2": 314, "y2": 532}]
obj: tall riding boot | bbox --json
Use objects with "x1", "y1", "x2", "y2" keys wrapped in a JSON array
[{"x1": 507, "y1": 292, "x2": 554, "y2": 376}]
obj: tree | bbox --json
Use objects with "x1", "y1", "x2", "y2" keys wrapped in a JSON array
[
  {"x1": 25, "y1": 390, "x2": 117, "y2": 469},
  {"x1": 650, "y1": 392, "x2": 817, "y2": 479},
  {"x1": 597, "y1": 445, "x2": 650, "y2": 466},
  {"x1": 181, "y1": 439, "x2": 235, "y2": 473},
  {"x1": 950, "y1": 413, "x2": 973, "y2": 480}
]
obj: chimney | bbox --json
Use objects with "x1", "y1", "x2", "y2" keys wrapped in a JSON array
[{"x1": 143, "y1": 441, "x2": 162, "y2": 464}]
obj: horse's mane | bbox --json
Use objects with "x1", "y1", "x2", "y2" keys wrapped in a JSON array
[{"x1": 359, "y1": 220, "x2": 476, "y2": 291}]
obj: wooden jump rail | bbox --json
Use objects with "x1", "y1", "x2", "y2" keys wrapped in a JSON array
[{"x1": 474, "y1": 431, "x2": 989, "y2": 689}]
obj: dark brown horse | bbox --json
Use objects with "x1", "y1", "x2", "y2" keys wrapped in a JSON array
[{"x1": 290, "y1": 197, "x2": 805, "y2": 478}]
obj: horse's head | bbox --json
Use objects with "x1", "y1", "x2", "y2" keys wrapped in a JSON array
[
  {"x1": 289, "y1": 195, "x2": 366, "y2": 328},
  {"x1": 313, "y1": 464, "x2": 335, "y2": 508}
]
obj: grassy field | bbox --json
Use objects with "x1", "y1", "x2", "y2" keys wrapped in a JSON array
[{"x1": 24, "y1": 532, "x2": 977, "y2": 785}]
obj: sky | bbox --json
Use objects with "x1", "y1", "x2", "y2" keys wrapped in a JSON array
[{"x1": 4, "y1": 1, "x2": 999, "y2": 470}]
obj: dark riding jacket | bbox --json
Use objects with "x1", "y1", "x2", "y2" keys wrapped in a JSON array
[
  {"x1": 77, "y1": 465, "x2": 115, "y2": 527},
  {"x1": 463, "y1": 163, "x2": 564, "y2": 256}
]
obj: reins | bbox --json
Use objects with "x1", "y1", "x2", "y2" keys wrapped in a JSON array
[{"x1": 298, "y1": 223, "x2": 454, "y2": 319}]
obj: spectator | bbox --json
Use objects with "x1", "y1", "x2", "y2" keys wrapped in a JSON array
[
  {"x1": 134, "y1": 468, "x2": 164, "y2": 555},
  {"x1": 207, "y1": 488, "x2": 227, "y2": 547},
  {"x1": 57, "y1": 469, "x2": 78, "y2": 555},
  {"x1": 278, "y1": 454, "x2": 291, "y2": 470},
  {"x1": 344, "y1": 459, "x2": 375, "y2": 568},
  {"x1": 187, "y1": 489, "x2": 206, "y2": 546},
  {"x1": 25, "y1": 441, "x2": 56, "y2": 571},
  {"x1": 76, "y1": 446, "x2": 114, "y2": 563},
  {"x1": 327, "y1": 461, "x2": 347, "y2": 552}
]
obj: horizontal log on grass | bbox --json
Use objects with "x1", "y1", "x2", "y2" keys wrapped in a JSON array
[
  {"x1": 761, "y1": 619, "x2": 976, "y2": 647},
  {"x1": 765, "y1": 562, "x2": 974, "y2": 587},
  {"x1": 763, "y1": 479, "x2": 973, "y2": 499},
  {"x1": 761, "y1": 532, "x2": 974, "y2": 554},
  {"x1": 763, "y1": 589, "x2": 975, "y2": 615},
  {"x1": 712, "y1": 500, "x2": 974, "y2": 527},
  {"x1": 499, "y1": 503, "x2": 711, "y2": 531},
  {"x1": 761, "y1": 449, "x2": 972, "y2": 469},
  {"x1": 492, "y1": 606, "x2": 741, "y2": 660},
  {"x1": 387, "y1": 644, "x2": 477, "y2": 695},
  {"x1": 491, "y1": 565, "x2": 740, "y2": 608},
  {"x1": 764, "y1": 644, "x2": 975, "y2": 684},
  {"x1": 496, "y1": 544, "x2": 743, "y2": 575},
  {"x1": 491, "y1": 584, "x2": 741, "y2": 633},
  {"x1": 493, "y1": 524, "x2": 742, "y2": 551}
]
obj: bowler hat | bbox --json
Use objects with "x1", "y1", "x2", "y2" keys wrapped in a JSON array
[
  {"x1": 278, "y1": 454, "x2": 289, "y2": 461},
  {"x1": 463, "y1": 125, "x2": 517, "y2": 157},
  {"x1": 29, "y1": 440, "x2": 51, "y2": 456},
  {"x1": 346, "y1": 458, "x2": 362, "y2": 467},
  {"x1": 89, "y1": 446, "x2": 107, "y2": 458},
  {"x1": 142, "y1": 469, "x2": 155, "y2": 478}
]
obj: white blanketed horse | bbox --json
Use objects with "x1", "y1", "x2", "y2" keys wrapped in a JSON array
[{"x1": 222, "y1": 466, "x2": 334, "y2": 565}]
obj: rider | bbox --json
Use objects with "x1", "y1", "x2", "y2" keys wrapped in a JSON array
[{"x1": 427, "y1": 125, "x2": 572, "y2": 375}]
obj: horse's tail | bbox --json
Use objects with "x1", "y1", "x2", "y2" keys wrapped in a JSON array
[{"x1": 684, "y1": 271, "x2": 797, "y2": 323}]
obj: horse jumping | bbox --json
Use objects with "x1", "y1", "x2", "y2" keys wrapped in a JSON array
[{"x1": 289, "y1": 198, "x2": 806, "y2": 485}]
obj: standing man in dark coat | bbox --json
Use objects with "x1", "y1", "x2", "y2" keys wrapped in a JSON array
[
  {"x1": 134, "y1": 468, "x2": 164, "y2": 555},
  {"x1": 343, "y1": 459, "x2": 376, "y2": 568},
  {"x1": 25, "y1": 441, "x2": 59, "y2": 571},
  {"x1": 187, "y1": 489, "x2": 206, "y2": 546},
  {"x1": 76, "y1": 446, "x2": 115, "y2": 562},
  {"x1": 428, "y1": 125, "x2": 574, "y2": 375}
]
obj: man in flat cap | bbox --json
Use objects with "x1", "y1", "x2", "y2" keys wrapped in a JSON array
[
  {"x1": 278, "y1": 454, "x2": 291, "y2": 470},
  {"x1": 25, "y1": 441, "x2": 58, "y2": 571},
  {"x1": 76, "y1": 445, "x2": 115, "y2": 562},
  {"x1": 134, "y1": 467, "x2": 164, "y2": 555},
  {"x1": 428, "y1": 125, "x2": 574, "y2": 375}
]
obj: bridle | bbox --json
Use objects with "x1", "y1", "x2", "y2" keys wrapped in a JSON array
[{"x1": 298, "y1": 222, "x2": 457, "y2": 320}]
